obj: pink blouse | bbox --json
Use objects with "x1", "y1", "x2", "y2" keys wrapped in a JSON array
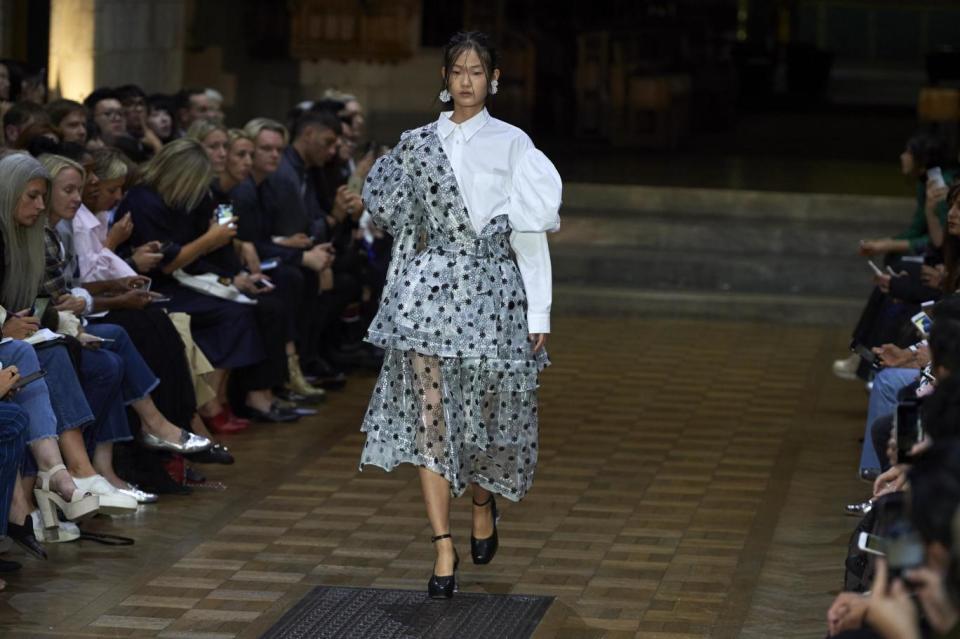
[{"x1": 72, "y1": 204, "x2": 136, "y2": 282}]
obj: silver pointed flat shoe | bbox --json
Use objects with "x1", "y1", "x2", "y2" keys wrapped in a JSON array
[
  {"x1": 141, "y1": 430, "x2": 213, "y2": 454},
  {"x1": 118, "y1": 482, "x2": 158, "y2": 504}
]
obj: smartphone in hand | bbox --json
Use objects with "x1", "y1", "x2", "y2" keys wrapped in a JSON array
[{"x1": 8, "y1": 369, "x2": 46, "y2": 394}]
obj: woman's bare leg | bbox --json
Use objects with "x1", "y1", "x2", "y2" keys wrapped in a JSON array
[
  {"x1": 411, "y1": 353, "x2": 456, "y2": 575},
  {"x1": 419, "y1": 467, "x2": 455, "y2": 576},
  {"x1": 471, "y1": 483, "x2": 494, "y2": 538},
  {"x1": 58, "y1": 429, "x2": 97, "y2": 478},
  {"x1": 9, "y1": 474, "x2": 33, "y2": 526},
  {"x1": 28, "y1": 437, "x2": 81, "y2": 499}
]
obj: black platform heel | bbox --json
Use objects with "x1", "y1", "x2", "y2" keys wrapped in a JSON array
[
  {"x1": 471, "y1": 495, "x2": 499, "y2": 565},
  {"x1": 427, "y1": 533, "x2": 459, "y2": 599}
]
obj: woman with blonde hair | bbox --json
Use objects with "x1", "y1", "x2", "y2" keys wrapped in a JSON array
[
  {"x1": 192, "y1": 121, "x2": 326, "y2": 401},
  {"x1": 119, "y1": 139, "x2": 296, "y2": 422},
  {"x1": 40, "y1": 153, "x2": 221, "y2": 485}
]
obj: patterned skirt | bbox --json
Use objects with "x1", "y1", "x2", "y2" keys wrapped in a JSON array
[{"x1": 359, "y1": 240, "x2": 546, "y2": 501}]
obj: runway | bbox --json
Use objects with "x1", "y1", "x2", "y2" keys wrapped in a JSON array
[{"x1": 0, "y1": 316, "x2": 868, "y2": 638}]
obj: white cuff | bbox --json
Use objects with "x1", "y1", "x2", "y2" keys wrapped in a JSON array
[
  {"x1": 527, "y1": 312, "x2": 550, "y2": 334},
  {"x1": 71, "y1": 287, "x2": 95, "y2": 316}
]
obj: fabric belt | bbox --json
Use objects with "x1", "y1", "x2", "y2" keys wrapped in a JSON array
[{"x1": 429, "y1": 235, "x2": 511, "y2": 259}]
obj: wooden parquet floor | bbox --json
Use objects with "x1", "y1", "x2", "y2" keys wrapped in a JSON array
[{"x1": 0, "y1": 317, "x2": 868, "y2": 639}]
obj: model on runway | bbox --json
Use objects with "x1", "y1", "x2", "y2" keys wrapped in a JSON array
[{"x1": 358, "y1": 30, "x2": 562, "y2": 599}]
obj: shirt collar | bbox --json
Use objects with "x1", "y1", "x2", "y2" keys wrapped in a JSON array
[
  {"x1": 73, "y1": 204, "x2": 100, "y2": 230},
  {"x1": 436, "y1": 108, "x2": 490, "y2": 142}
]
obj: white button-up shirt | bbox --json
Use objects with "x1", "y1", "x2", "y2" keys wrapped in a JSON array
[{"x1": 436, "y1": 108, "x2": 561, "y2": 334}]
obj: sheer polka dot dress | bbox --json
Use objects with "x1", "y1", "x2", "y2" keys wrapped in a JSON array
[{"x1": 359, "y1": 117, "x2": 561, "y2": 502}]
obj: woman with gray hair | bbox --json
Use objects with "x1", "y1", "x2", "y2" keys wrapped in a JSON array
[
  {"x1": 0, "y1": 153, "x2": 211, "y2": 522},
  {"x1": 0, "y1": 153, "x2": 100, "y2": 539}
]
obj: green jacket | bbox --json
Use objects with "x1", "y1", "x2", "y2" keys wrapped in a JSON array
[{"x1": 894, "y1": 169, "x2": 957, "y2": 253}]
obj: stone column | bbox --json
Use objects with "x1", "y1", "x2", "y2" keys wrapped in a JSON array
[{"x1": 49, "y1": 0, "x2": 186, "y2": 101}]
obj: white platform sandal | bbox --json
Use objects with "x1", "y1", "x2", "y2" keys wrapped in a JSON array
[{"x1": 33, "y1": 464, "x2": 99, "y2": 529}]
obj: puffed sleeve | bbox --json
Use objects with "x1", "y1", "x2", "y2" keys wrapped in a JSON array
[
  {"x1": 507, "y1": 148, "x2": 562, "y2": 233},
  {"x1": 363, "y1": 135, "x2": 418, "y2": 237}
]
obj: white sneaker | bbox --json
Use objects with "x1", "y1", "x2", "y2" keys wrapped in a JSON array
[
  {"x1": 72, "y1": 475, "x2": 138, "y2": 515},
  {"x1": 832, "y1": 353, "x2": 860, "y2": 380},
  {"x1": 30, "y1": 509, "x2": 80, "y2": 543}
]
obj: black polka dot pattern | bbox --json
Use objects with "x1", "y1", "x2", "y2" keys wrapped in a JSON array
[{"x1": 358, "y1": 122, "x2": 548, "y2": 502}]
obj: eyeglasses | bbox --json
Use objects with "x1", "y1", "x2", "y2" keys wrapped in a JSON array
[{"x1": 96, "y1": 109, "x2": 124, "y2": 120}]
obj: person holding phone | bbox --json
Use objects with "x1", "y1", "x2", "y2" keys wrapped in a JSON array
[
  {"x1": 1, "y1": 153, "x2": 213, "y2": 511},
  {"x1": 858, "y1": 133, "x2": 954, "y2": 258},
  {"x1": 358, "y1": 31, "x2": 560, "y2": 598},
  {"x1": 71, "y1": 148, "x2": 164, "y2": 279},
  {"x1": 41, "y1": 153, "x2": 215, "y2": 464},
  {"x1": 190, "y1": 121, "x2": 326, "y2": 402},
  {"x1": 118, "y1": 139, "x2": 296, "y2": 423}
]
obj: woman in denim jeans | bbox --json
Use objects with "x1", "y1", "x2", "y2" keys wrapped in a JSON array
[{"x1": 0, "y1": 153, "x2": 211, "y2": 516}]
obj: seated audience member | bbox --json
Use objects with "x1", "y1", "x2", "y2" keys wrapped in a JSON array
[
  {"x1": 300, "y1": 104, "x2": 381, "y2": 361},
  {"x1": 231, "y1": 118, "x2": 359, "y2": 379},
  {"x1": 3, "y1": 101, "x2": 48, "y2": 148},
  {"x1": 189, "y1": 120, "x2": 324, "y2": 399},
  {"x1": 0, "y1": 393, "x2": 29, "y2": 588},
  {"x1": 174, "y1": 88, "x2": 213, "y2": 138},
  {"x1": 852, "y1": 186, "x2": 960, "y2": 476},
  {"x1": 45, "y1": 99, "x2": 87, "y2": 145},
  {"x1": 116, "y1": 84, "x2": 162, "y2": 161},
  {"x1": 119, "y1": 139, "x2": 297, "y2": 423},
  {"x1": 146, "y1": 94, "x2": 175, "y2": 144},
  {"x1": 263, "y1": 111, "x2": 368, "y2": 360},
  {"x1": 0, "y1": 152, "x2": 133, "y2": 515},
  {"x1": 71, "y1": 148, "x2": 141, "y2": 280},
  {"x1": 231, "y1": 118, "x2": 334, "y2": 272},
  {"x1": 843, "y1": 297, "x2": 960, "y2": 511},
  {"x1": 13, "y1": 122, "x2": 59, "y2": 156},
  {"x1": 204, "y1": 88, "x2": 225, "y2": 124},
  {"x1": 827, "y1": 443, "x2": 960, "y2": 638},
  {"x1": 83, "y1": 88, "x2": 127, "y2": 147},
  {"x1": 860, "y1": 133, "x2": 954, "y2": 258},
  {"x1": 0, "y1": 335, "x2": 100, "y2": 542},
  {"x1": 324, "y1": 89, "x2": 366, "y2": 143},
  {"x1": 834, "y1": 136, "x2": 955, "y2": 382},
  {"x1": 41, "y1": 153, "x2": 223, "y2": 461},
  {"x1": 53, "y1": 148, "x2": 240, "y2": 448},
  {"x1": 2, "y1": 154, "x2": 212, "y2": 502}
]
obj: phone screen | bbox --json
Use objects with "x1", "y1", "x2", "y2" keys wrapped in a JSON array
[
  {"x1": 896, "y1": 400, "x2": 924, "y2": 463},
  {"x1": 886, "y1": 521, "x2": 926, "y2": 578},
  {"x1": 215, "y1": 204, "x2": 235, "y2": 225},
  {"x1": 33, "y1": 297, "x2": 50, "y2": 318},
  {"x1": 858, "y1": 532, "x2": 886, "y2": 556},
  {"x1": 911, "y1": 311, "x2": 932, "y2": 337}
]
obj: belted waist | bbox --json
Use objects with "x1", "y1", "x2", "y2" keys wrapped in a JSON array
[{"x1": 428, "y1": 236, "x2": 511, "y2": 259}]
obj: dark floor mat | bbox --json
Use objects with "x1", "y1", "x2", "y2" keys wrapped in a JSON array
[{"x1": 260, "y1": 586, "x2": 553, "y2": 639}]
